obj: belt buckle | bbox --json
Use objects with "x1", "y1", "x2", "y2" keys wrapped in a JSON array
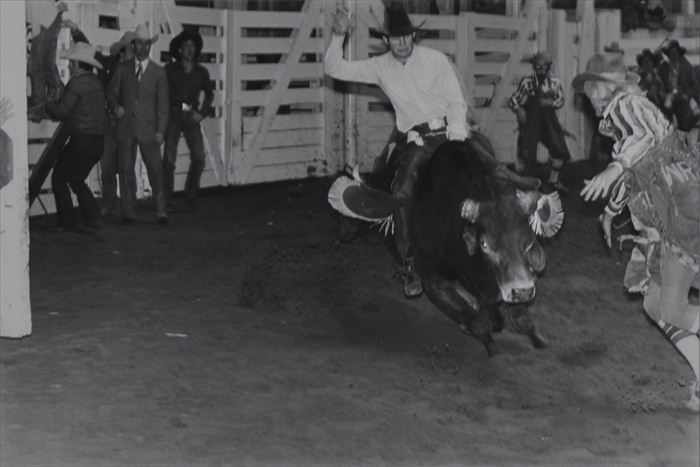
[{"x1": 428, "y1": 118, "x2": 444, "y2": 131}]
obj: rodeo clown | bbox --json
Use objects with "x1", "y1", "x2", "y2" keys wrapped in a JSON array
[
  {"x1": 509, "y1": 52, "x2": 572, "y2": 193},
  {"x1": 324, "y1": 1, "x2": 470, "y2": 298},
  {"x1": 576, "y1": 54, "x2": 700, "y2": 412}
]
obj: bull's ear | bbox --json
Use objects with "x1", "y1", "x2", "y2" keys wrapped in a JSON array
[
  {"x1": 515, "y1": 189, "x2": 540, "y2": 215},
  {"x1": 462, "y1": 227, "x2": 478, "y2": 255},
  {"x1": 459, "y1": 199, "x2": 480, "y2": 223}
]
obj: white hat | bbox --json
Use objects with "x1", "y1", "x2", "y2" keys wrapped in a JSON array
[
  {"x1": 133, "y1": 24, "x2": 159, "y2": 44},
  {"x1": 60, "y1": 42, "x2": 103, "y2": 70},
  {"x1": 109, "y1": 31, "x2": 138, "y2": 56}
]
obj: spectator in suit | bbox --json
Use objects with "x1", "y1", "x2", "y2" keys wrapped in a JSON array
[
  {"x1": 108, "y1": 24, "x2": 169, "y2": 224},
  {"x1": 163, "y1": 29, "x2": 214, "y2": 211}
]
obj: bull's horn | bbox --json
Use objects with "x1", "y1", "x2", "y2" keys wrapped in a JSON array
[
  {"x1": 529, "y1": 192, "x2": 564, "y2": 238},
  {"x1": 459, "y1": 199, "x2": 480, "y2": 222}
]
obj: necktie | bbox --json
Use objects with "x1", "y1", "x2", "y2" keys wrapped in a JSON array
[{"x1": 136, "y1": 62, "x2": 143, "y2": 81}]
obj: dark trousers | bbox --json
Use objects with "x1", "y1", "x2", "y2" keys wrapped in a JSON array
[
  {"x1": 390, "y1": 131, "x2": 447, "y2": 262},
  {"x1": 163, "y1": 117, "x2": 205, "y2": 202},
  {"x1": 52, "y1": 133, "x2": 104, "y2": 228},
  {"x1": 670, "y1": 94, "x2": 699, "y2": 132},
  {"x1": 100, "y1": 122, "x2": 118, "y2": 212},
  {"x1": 117, "y1": 136, "x2": 167, "y2": 219},
  {"x1": 517, "y1": 101, "x2": 571, "y2": 171}
]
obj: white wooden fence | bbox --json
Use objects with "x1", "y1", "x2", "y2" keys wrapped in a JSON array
[
  {"x1": 25, "y1": 2, "x2": 700, "y2": 217},
  {"x1": 225, "y1": 0, "x2": 337, "y2": 185}
]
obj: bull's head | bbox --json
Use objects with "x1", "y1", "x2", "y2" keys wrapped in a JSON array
[{"x1": 459, "y1": 189, "x2": 563, "y2": 304}]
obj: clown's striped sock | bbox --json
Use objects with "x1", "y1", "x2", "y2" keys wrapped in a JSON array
[{"x1": 659, "y1": 317, "x2": 700, "y2": 382}]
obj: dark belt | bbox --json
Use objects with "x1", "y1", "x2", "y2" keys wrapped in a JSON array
[{"x1": 400, "y1": 117, "x2": 448, "y2": 139}]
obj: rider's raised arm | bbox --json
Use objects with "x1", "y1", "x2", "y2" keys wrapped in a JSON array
[
  {"x1": 324, "y1": 35, "x2": 380, "y2": 85},
  {"x1": 440, "y1": 56, "x2": 468, "y2": 140}
]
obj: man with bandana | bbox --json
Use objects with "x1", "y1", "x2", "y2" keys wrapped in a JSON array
[{"x1": 509, "y1": 52, "x2": 571, "y2": 193}]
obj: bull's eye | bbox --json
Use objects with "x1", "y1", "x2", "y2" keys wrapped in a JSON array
[{"x1": 480, "y1": 239, "x2": 489, "y2": 252}]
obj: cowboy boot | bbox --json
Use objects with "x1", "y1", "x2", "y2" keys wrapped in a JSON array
[{"x1": 403, "y1": 257, "x2": 423, "y2": 298}]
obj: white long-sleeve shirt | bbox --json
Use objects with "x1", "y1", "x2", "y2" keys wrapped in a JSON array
[{"x1": 324, "y1": 35, "x2": 468, "y2": 140}]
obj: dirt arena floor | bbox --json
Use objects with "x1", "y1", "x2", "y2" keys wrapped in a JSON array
[{"x1": 1, "y1": 166, "x2": 699, "y2": 467}]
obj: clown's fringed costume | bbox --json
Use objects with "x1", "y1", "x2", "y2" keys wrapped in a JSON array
[{"x1": 576, "y1": 57, "x2": 700, "y2": 411}]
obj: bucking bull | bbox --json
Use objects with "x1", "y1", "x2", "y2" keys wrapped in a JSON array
[{"x1": 328, "y1": 132, "x2": 564, "y2": 356}]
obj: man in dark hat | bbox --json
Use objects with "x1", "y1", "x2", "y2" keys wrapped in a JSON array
[
  {"x1": 325, "y1": 1, "x2": 470, "y2": 298},
  {"x1": 509, "y1": 52, "x2": 571, "y2": 193},
  {"x1": 163, "y1": 29, "x2": 214, "y2": 210},
  {"x1": 658, "y1": 40, "x2": 700, "y2": 132}
]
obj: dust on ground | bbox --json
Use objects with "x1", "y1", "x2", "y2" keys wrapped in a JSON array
[{"x1": 1, "y1": 173, "x2": 698, "y2": 467}]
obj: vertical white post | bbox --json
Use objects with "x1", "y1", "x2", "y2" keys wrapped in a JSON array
[
  {"x1": 343, "y1": 0, "x2": 356, "y2": 169},
  {"x1": 682, "y1": 0, "x2": 695, "y2": 15},
  {"x1": 323, "y1": 0, "x2": 345, "y2": 173},
  {"x1": 505, "y1": 0, "x2": 521, "y2": 17},
  {"x1": 577, "y1": 0, "x2": 595, "y2": 161},
  {"x1": 0, "y1": 0, "x2": 31, "y2": 338}
]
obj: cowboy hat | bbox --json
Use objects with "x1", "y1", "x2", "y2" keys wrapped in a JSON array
[
  {"x1": 370, "y1": 1, "x2": 426, "y2": 39},
  {"x1": 109, "y1": 30, "x2": 137, "y2": 56},
  {"x1": 60, "y1": 42, "x2": 103, "y2": 70},
  {"x1": 526, "y1": 51, "x2": 553, "y2": 66},
  {"x1": 572, "y1": 54, "x2": 640, "y2": 92},
  {"x1": 662, "y1": 39, "x2": 686, "y2": 56},
  {"x1": 603, "y1": 41, "x2": 624, "y2": 54},
  {"x1": 169, "y1": 29, "x2": 203, "y2": 61},
  {"x1": 133, "y1": 23, "x2": 159, "y2": 44}
]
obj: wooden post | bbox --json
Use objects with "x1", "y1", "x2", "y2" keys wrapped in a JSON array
[
  {"x1": 682, "y1": 0, "x2": 695, "y2": 14},
  {"x1": 577, "y1": 0, "x2": 595, "y2": 162},
  {"x1": 323, "y1": 0, "x2": 345, "y2": 173},
  {"x1": 506, "y1": 0, "x2": 522, "y2": 16},
  {"x1": 225, "y1": 9, "x2": 242, "y2": 184},
  {"x1": 0, "y1": 0, "x2": 31, "y2": 338}
]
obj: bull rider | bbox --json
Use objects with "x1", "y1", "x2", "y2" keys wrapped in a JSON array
[{"x1": 324, "y1": 1, "x2": 470, "y2": 299}]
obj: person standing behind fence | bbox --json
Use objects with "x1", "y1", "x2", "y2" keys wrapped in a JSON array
[
  {"x1": 108, "y1": 24, "x2": 169, "y2": 225},
  {"x1": 44, "y1": 43, "x2": 105, "y2": 233},
  {"x1": 163, "y1": 30, "x2": 214, "y2": 211},
  {"x1": 509, "y1": 52, "x2": 571, "y2": 194},
  {"x1": 658, "y1": 40, "x2": 700, "y2": 133},
  {"x1": 98, "y1": 31, "x2": 136, "y2": 217}
]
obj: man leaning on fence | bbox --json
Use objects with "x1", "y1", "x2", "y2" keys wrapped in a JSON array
[{"x1": 324, "y1": 1, "x2": 470, "y2": 299}]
